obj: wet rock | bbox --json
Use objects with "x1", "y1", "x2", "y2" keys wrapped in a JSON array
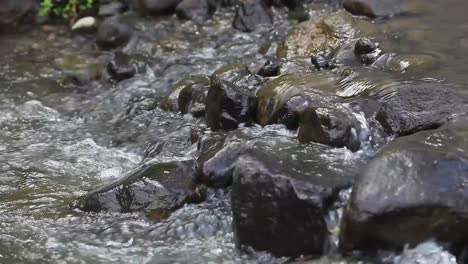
[
  {"x1": 257, "y1": 60, "x2": 281, "y2": 77},
  {"x1": 231, "y1": 138, "x2": 361, "y2": 257},
  {"x1": 162, "y1": 76, "x2": 210, "y2": 117},
  {"x1": 393, "y1": 241, "x2": 457, "y2": 264},
  {"x1": 205, "y1": 77, "x2": 257, "y2": 131},
  {"x1": 96, "y1": 16, "x2": 133, "y2": 50},
  {"x1": 107, "y1": 51, "x2": 136, "y2": 82},
  {"x1": 0, "y1": 0, "x2": 36, "y2": 32},
  {"x1": 277, "y1": 12, "x2": 357, "y2": 59},
  {"x1": 211, "y1": 64, "x2": 263, "y2": 87},
  {"x1": 256, "y1": 73, "x2": 339, "y2": 128},
  {"x1": 176, "y1": 0, "x2": 216, "y2": 21},
  {"x1": 137, "y1": 0, "x2": 182, "y2": 15},
  {"x1": 341, "y1": 116, "x2": 468, "y2": 251},
  {"x1": 354, "y1": 38, "x2": 377, "y2": 55},
  {"x1": 200, "y1": 141, "x2": 244, "y2": 187},
  {"x1": 298, "y1": 105, "x2": 361, "y2": 151},
  {"x1": 343, "y1": 0, "x2": 401, "y2": 18},
  {"x1": 311, "y1": 54, "x2": 330, "y2": 70},
  {"x1": 375, "y1": 83, "x2": 468, "y2": 136},
  {"x1": 73, "y1": 158, "x2": 204, "y2": 217},
  {"x1": 232, "y1": 0, "x2": 273, "y2": 32}
]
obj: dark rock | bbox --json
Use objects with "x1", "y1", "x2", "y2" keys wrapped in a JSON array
[
  {"x1": 311, "y1": 54, "x2": 330, "y2": 70},
  {"x1": 176, "y1": 0, "x2": 216, "y2": 21},
  {"x1": 257, "y1": 60, "x2": 281, "y2": 77},
  {"x1": 341, "y1": 116, "x2": 468, "y2": 251},
  {"x1": 232, "y1": 0, "x2": 273, "y2": 32},
  {"x1": 201, "y1": 142, "x2": 243, "y2": 187},
  {"x1": 205, "y1": 77, "x2": 257, "y2": 131},
  {"x1": 343, "y1": 0, "x2": 401, "y2": 18},
  {"x1": 137, "y1": 0, "x2": 182, "y2": 15},
  {"x1": 298, "y1": 105, "x2": 361, "y2": 151},
  {"x1": 162, "y1": 76, "x2": 210, "y2": 117},
  {"x1": 354, "y1": 38, "x2": 377, "y2": 55},
  {"x1": 231, "y1": 136, "x2": 363, "y2": 257},
  {"x1": 256, "y1": 73, "x2": 339, "y2": 128},
  {"x1": 107, "y1": 51, "x2": 136, "y2": 82},
  {"x1": 375, "y1": 83, "x2": 468, "y2": 136},
  {"x1": 98, "y1": 1, "x2": 127, "y2": 16},
  {"x1": 0, "y1": 0, "x2": 36, "y2": 32},
  {"x1": 96, "y1": 16, "x2": 132, "y2": 50},
  {"x1": 72, "y1": 158, "x2": 204, "y2": 217}
]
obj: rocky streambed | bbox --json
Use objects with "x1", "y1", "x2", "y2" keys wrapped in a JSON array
[{"x1": 1, "y1": 0, "x2": 468, "y2": 263}]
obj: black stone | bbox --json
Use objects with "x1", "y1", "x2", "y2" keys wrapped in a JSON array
[
  {"x1": 311, "y1": 54, "x2": 330, "y2": 70},
  {"x1": 341, "y1": 116, "x2": 468, "y2": 251},
  {"x1": 375, "y1": 83, "x2": 468, "y2": 136},
  {"x1": 107, "y1": 51, "x2": 136, "y2": 82},
  {"x1": 257, "y1": 60, "x2": 281, "y2": 77}
]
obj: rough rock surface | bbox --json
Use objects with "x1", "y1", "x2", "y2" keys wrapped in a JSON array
[
  {"x1": 375, "y1": 83, "x2": 468, "y2": 136},
  {"x1": 341, "y1": 116, "x2": 468, "y2": 251}
]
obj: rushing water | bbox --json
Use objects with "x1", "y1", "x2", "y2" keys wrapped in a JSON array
[{"x1": 1, "y1": 1, "x2": 467, "y2": 263}]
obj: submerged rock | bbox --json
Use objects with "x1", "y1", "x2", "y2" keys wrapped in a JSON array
[
  {"x1": 73, "y1": 158, "x2": 204, "y2": 218},
  {"x1": 375, "y1": 83, "x2": 468, "y2": 136},
  {"x1": 232, "y1": 0, "x2": 273, "y2": 32},
  {"x1": 341, "y1": 116, "x2": 468, "y2": 251},
  {"x1": 96, "y1": 16, "x2": 133, "y2": 50},
  {"x1": 385, "y1": 53, "x2": 438, "y2": 75},
  {"x1": 256, "y1": 73, "x2": 339, "y2": 128},
  {"x1": 343, "y1": 0, "x2": 401, "y2": 18}
]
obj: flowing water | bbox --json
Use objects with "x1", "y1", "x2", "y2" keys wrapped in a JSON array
[{"x1": 0, "y1": 1, "x2": 467, "y2": 263}]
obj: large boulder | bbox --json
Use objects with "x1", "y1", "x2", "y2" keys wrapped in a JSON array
[
  {"x1": 343, "y1": 0, "x2": 401, "y2": 18},
  {"x1": 72, "y1": 158, "x2": 204, "y2": 220},
  {"x1": 232, "y1": 0, "x2": 273, "y2": 32},
  {"x1": 231, "y1": 136, "x2": 365, "y2": 257},
  {"x1": 256, "y1": 73, "x2": 339, "y2": 128},
  {"x1": 341, "y1": 116, "x2": 468, "y2": 251},
  {"x1": 375, "y1": 83, "x2": 468, "y2": 136}
]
